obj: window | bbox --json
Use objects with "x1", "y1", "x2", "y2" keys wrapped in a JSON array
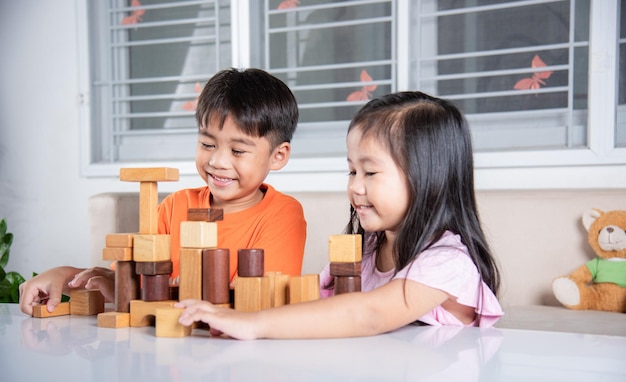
[{"x1": 79, "y1": 0, "x2": 624, "y2": 180}]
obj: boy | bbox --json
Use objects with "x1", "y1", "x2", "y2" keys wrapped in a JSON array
[{"x1": 19, "y1": 68, "x2": 307, "y2": 315}]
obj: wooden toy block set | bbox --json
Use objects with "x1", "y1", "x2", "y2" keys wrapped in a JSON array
[{"x1": 32, "y1": 168, "x2": 363, "y2": 337}]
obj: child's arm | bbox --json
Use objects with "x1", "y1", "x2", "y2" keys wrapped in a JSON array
[{"x1": 176, "y1": 278, "x2": 448, "y2": 339}]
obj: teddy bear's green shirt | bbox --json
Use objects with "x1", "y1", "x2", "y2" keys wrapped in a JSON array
[{"x1": 586, "y1": 258, "x2": 626, "y2": 287}]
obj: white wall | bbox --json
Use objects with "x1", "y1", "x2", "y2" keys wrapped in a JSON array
[{"x1": 1, "y1": 1, "x2": 625, "y2": 280}]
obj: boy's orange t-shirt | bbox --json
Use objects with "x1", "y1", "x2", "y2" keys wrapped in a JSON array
[{"x1": 157, "y1": 183, "x2": 307, "y2": 283}]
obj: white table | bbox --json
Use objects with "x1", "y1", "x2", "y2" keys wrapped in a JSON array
[{"x1": 0, "y1": 304, "x2": 625, "y2": 381}]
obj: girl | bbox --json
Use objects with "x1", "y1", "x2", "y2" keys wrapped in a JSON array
[{"x1": 176, "y1": 91, "x2": 503, "y2": 339}]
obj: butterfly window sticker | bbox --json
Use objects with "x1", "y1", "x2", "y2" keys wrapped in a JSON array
[
  {"x1": 513, "y1": 54, "x2": 553, "y2": 94},
  {"x1": 347, "y1": 70, "x2": 377, "y2": 102},
  {"x1": 121, "y1": 0, "x2": 145, "y2": 25},
  {"x1": 182, "y1": 82, "x2": 203, "y2": 111}
]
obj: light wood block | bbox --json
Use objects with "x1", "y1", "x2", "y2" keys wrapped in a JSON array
[
  {"x1": 119, "y1": 167, "x2": 180, "y2": 182},
  {"x1": 234, "y1": 277, "x2": 271, "y2": 312},
  {"x1": 69, "y1": 289, "x2": 105, "y2": 315},
  {"x1": 180, "y1": 221, "x2": 218, "y2": 248},
  {"x1": 133, "y1": 234, "x2": 171, "y2": 262},
  {"x1": 139, "y1": 181, "x2": 158, "y2": 234},
  {"x1": 187, "y1": 208, "x2": 224, "y2": 222},
  {"x1": 155, "y1": 307, "x2": 191, "y2": 338},
  {"x1": 179, "y1": 248, "x2": 203, "y2": 301},
  {"x1": 32, "y1": 302, "x2": 70, "y2": 318},
  {"x1": 102, "y1": 247, "x2": 133, "y2": 261},
  {"x1": 97, "y1": 312, "x2": 130, "y2": 328},
  {"x1": 130, "y1": 300, "x2": 176, "y2": 327},
  {"x1": 105, "y1": 233, "x2": 134, "y2": 248},
  {"x1": 266, "y1": 272, "x2": 290, "y2": 307},
  {"x1": 289, "y1": 274, "x2": 321, "y2": 304},
  {"x1": 328, "y1": 234, "x2": 362, "y2": 263}
]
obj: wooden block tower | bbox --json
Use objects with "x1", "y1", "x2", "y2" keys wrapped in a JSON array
[
  {"x1": 234, "y1": 249, "x2": 271, "y2": 312},
  {"x1": 328, "y1": 234, "x2": 362, "y2": 294}
]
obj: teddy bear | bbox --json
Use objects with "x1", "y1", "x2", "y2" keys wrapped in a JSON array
[{"x1": 552, "y1": 208, "x2": 626, "y2": 313}]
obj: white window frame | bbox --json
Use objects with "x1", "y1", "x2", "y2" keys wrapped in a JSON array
[{"x1": 76, "y1": 0, "x2": 626, "y2": 191}]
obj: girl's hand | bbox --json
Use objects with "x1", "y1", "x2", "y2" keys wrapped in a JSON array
[
  {"x1": 68, "y1": 267, "x2": 115, "y2": 303},
  {"x1": 175, "y1": 299, "x2": 261, "y2": 340}
]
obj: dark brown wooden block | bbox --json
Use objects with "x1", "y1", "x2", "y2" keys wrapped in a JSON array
[
  {"x1": 141, "y1": 274, "x2": 170, "y2": 302},
  {"x1": 115, "y1": 260, "x2": 140, "y2": 313},
  {"x1": 187, "y1": 208, "x2": 224, "y2": 222},
  {"x1": 135, "y1": 260, "x2": 173, "y2": 275},
  {"x1": 203, "y1": 248, "x2": 230, "y2": 304},
  {"x1": 237, "y1": 248, "x2": 264, "y2": 277},
  {"x1": 329, "y1": 261, "x2": 362, "y2": 277},
  {"x1": 334, "y1": 276, "x2": 361, "y2": 295}
]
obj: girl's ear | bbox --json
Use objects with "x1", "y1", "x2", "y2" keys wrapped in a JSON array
[{"x1": 270, "y1": 142, "x2": 291, "y2": 171}]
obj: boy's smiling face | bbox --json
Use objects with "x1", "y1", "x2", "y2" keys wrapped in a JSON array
[{"x1": 196, "y1": 115, "x2": 290, "y2": 213}]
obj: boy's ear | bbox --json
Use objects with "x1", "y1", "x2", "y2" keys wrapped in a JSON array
[{"x1": 270, "y1": 142, "x2": 291, "y2": 171}]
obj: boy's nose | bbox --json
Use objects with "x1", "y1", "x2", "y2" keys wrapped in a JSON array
[{"x1": 208, "y1": 151, "x2": 228, "y2": 168}]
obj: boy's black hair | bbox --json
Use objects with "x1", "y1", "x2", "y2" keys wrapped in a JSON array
[
  {"x1": 195, "y1": 68, "x2": 299, "y2": 149},
  {"x1": 345, "y1": 91, "x2": 500, "y2": 296}
]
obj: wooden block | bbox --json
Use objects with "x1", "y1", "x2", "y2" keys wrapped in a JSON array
[
  {"x1": 187, "y1": 208, "x2": 224, "y2": 222},
  {"x1": 119, "y1": 167, "x2": 180, "y2": 182},
  {"x1": 97, "y1": 311, "x2": 130, "y2": 328},
  {"x1": 237, "y1": 248, "x2": 264, "y2": 277},
  {"x1": 105, "y1": 233, "x2": 134, "y2": 248},
  {"x1": 155, "y1": 307, "x2": 191, "y2": 338},
  {"x1": 115, "y1": 260, "x2": 140, "y2": 313},
  {"x1": 289, "y1": 274, "x2": 320, "y2": 304},
  {"x1": 141, "y1": 274, "x2": 171, "y2": 302},
  {"x1": 234, "y1": 277, "x2": 271, "y2": 312},
  {"x1": 130, "y1": 300, "x2": 176, "y2": 327},
  {"x1": 133, "y1": 234, "x2": 171, "y2": 262},
  {"x1": 180, "y1": 221, "x2": 218, "y2": 248},
  {"x1": 334, "y1": 276, "x2": 362, "y2": 295},
  {"x1": 102, "y1": 247, "x2": 133, "y2": 261},
  {"x1": 179, "y1": 248, "x2": 203, "y2": 301},
  {"x1": 69, "y1": 289, "x2": 105, "y2": 315},
  {"x1": 32, "y1": 302, "x2": 70, "y2": 318},
  {"x1": 329, "y1": 261, "x2": 362, "y2": 277},
  {"x1": 135, "y1": 260, "x2": 173, "y2": 275},
  {"x1": 139, "y1": 181, "x2": 158, "y2": 234},
  {"x1": 202, "y1": 248, "x2": 230, "y2": 304},
  {"x1": 266, "y1": 272, "x2": 290, "y2": 307},
  {"x1": 328, "y1": 234, "x2": 362, "y2": 263}
]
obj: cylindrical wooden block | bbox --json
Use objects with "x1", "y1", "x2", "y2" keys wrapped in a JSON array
[
  {"x1": 203, "y1": 248, "x2": 230, "y2": 304},
  {"x1": 141, "y1": 274, "x2": 170, "y2": 301},
  {"x1": 237, "y1": 248, "x2": 264, "y2": 277},
  {"x1": 115, "y1": 260, "x2": 140, "y2": 313},
  {"x1": 334, "y1": 276, "x2": 361, "y2": 295}
]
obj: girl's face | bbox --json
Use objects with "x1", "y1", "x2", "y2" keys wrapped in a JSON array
[{"x1": 346, "y1": 127, "x2": 410, "y2": 233}]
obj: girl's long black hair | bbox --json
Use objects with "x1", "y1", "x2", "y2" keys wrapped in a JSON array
[{"x1": 345, "y1": 91, "x2": 500, "y2": 296}]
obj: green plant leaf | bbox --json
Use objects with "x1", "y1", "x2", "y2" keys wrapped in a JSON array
[
  {"x1": 0, "y1": 219, "x2": 7, "y2": 236},
  {"x1": 0, "y1": 266, "x2": 5, "y2": 281}
]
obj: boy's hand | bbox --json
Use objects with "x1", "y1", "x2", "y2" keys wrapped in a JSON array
[
  {"x1": 175, "y1": 299, "x2": 260, "y2": 340},
  {"x1": 19, "y1": 266, "x2": 81, "y2": 315},
  {"x1": 68, "y1": 267, "x2": 115, "y2": 303}
]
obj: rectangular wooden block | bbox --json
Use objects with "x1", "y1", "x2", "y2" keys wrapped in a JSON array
[
  {"x1": 289, "y1": 274, "x2": 321, "y2": 304},
  {"x1": 133, "y1": 234, "x2": 171, "y2": 262},
  {"x1": 115, "y1": 260, "x2": 140, "y2": 313},
  {"x1": 102, "y1": 247, "x2": 133, "y2": 261},
  {"x1": 234, "y1": 277, "x2": 271, "y2": 312},
  {"x1": 69, "y1": 289, "x2": 105, "y2": 315},
  {"x1": 179, "y1": 248, "x2": 203, "y2": 301},
  {"x1": 135, "y1": 260, "x2": 173, "y2": 275},
  {"x1": 266, "y1": 272, "x2": 290, "y2": 307},
  {"x1": 139, "y1": 181, "x2": 158, "y2": 234},
  {"x1": 97, "y1": 312, "x2": 130, "y2": 328},
  {"x1": 328, "y1": 234, "x2": 362, "y2": 263},
  {"x1": 130, "y1": 300, "x2": 176, "y2": 327},
  {"x1": 155, "y1": 307, "x2": 191, "y2": 338},
  {"x1": 119, "y1": 167, "x2": 180, "y2": 182},
  {"x1": 180, "y1": 221, "x2": 218, "y2": 248},
  {"x1": 105, "y1": 233, "x2": 134, "y2": 248},
  {"x1": 32, "y1": 302, "x2": 70, "y2": 318},
  {"x1": 329, "y1": 261, "x2": 362, "y2": 277},
  {"x1": 187, "y1": 208, "x2": 224, "y2": 222}
]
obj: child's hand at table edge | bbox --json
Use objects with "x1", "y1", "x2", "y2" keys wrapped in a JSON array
[{"x1": 175, "y1": 299, "x2": 260, "y2": 340}]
